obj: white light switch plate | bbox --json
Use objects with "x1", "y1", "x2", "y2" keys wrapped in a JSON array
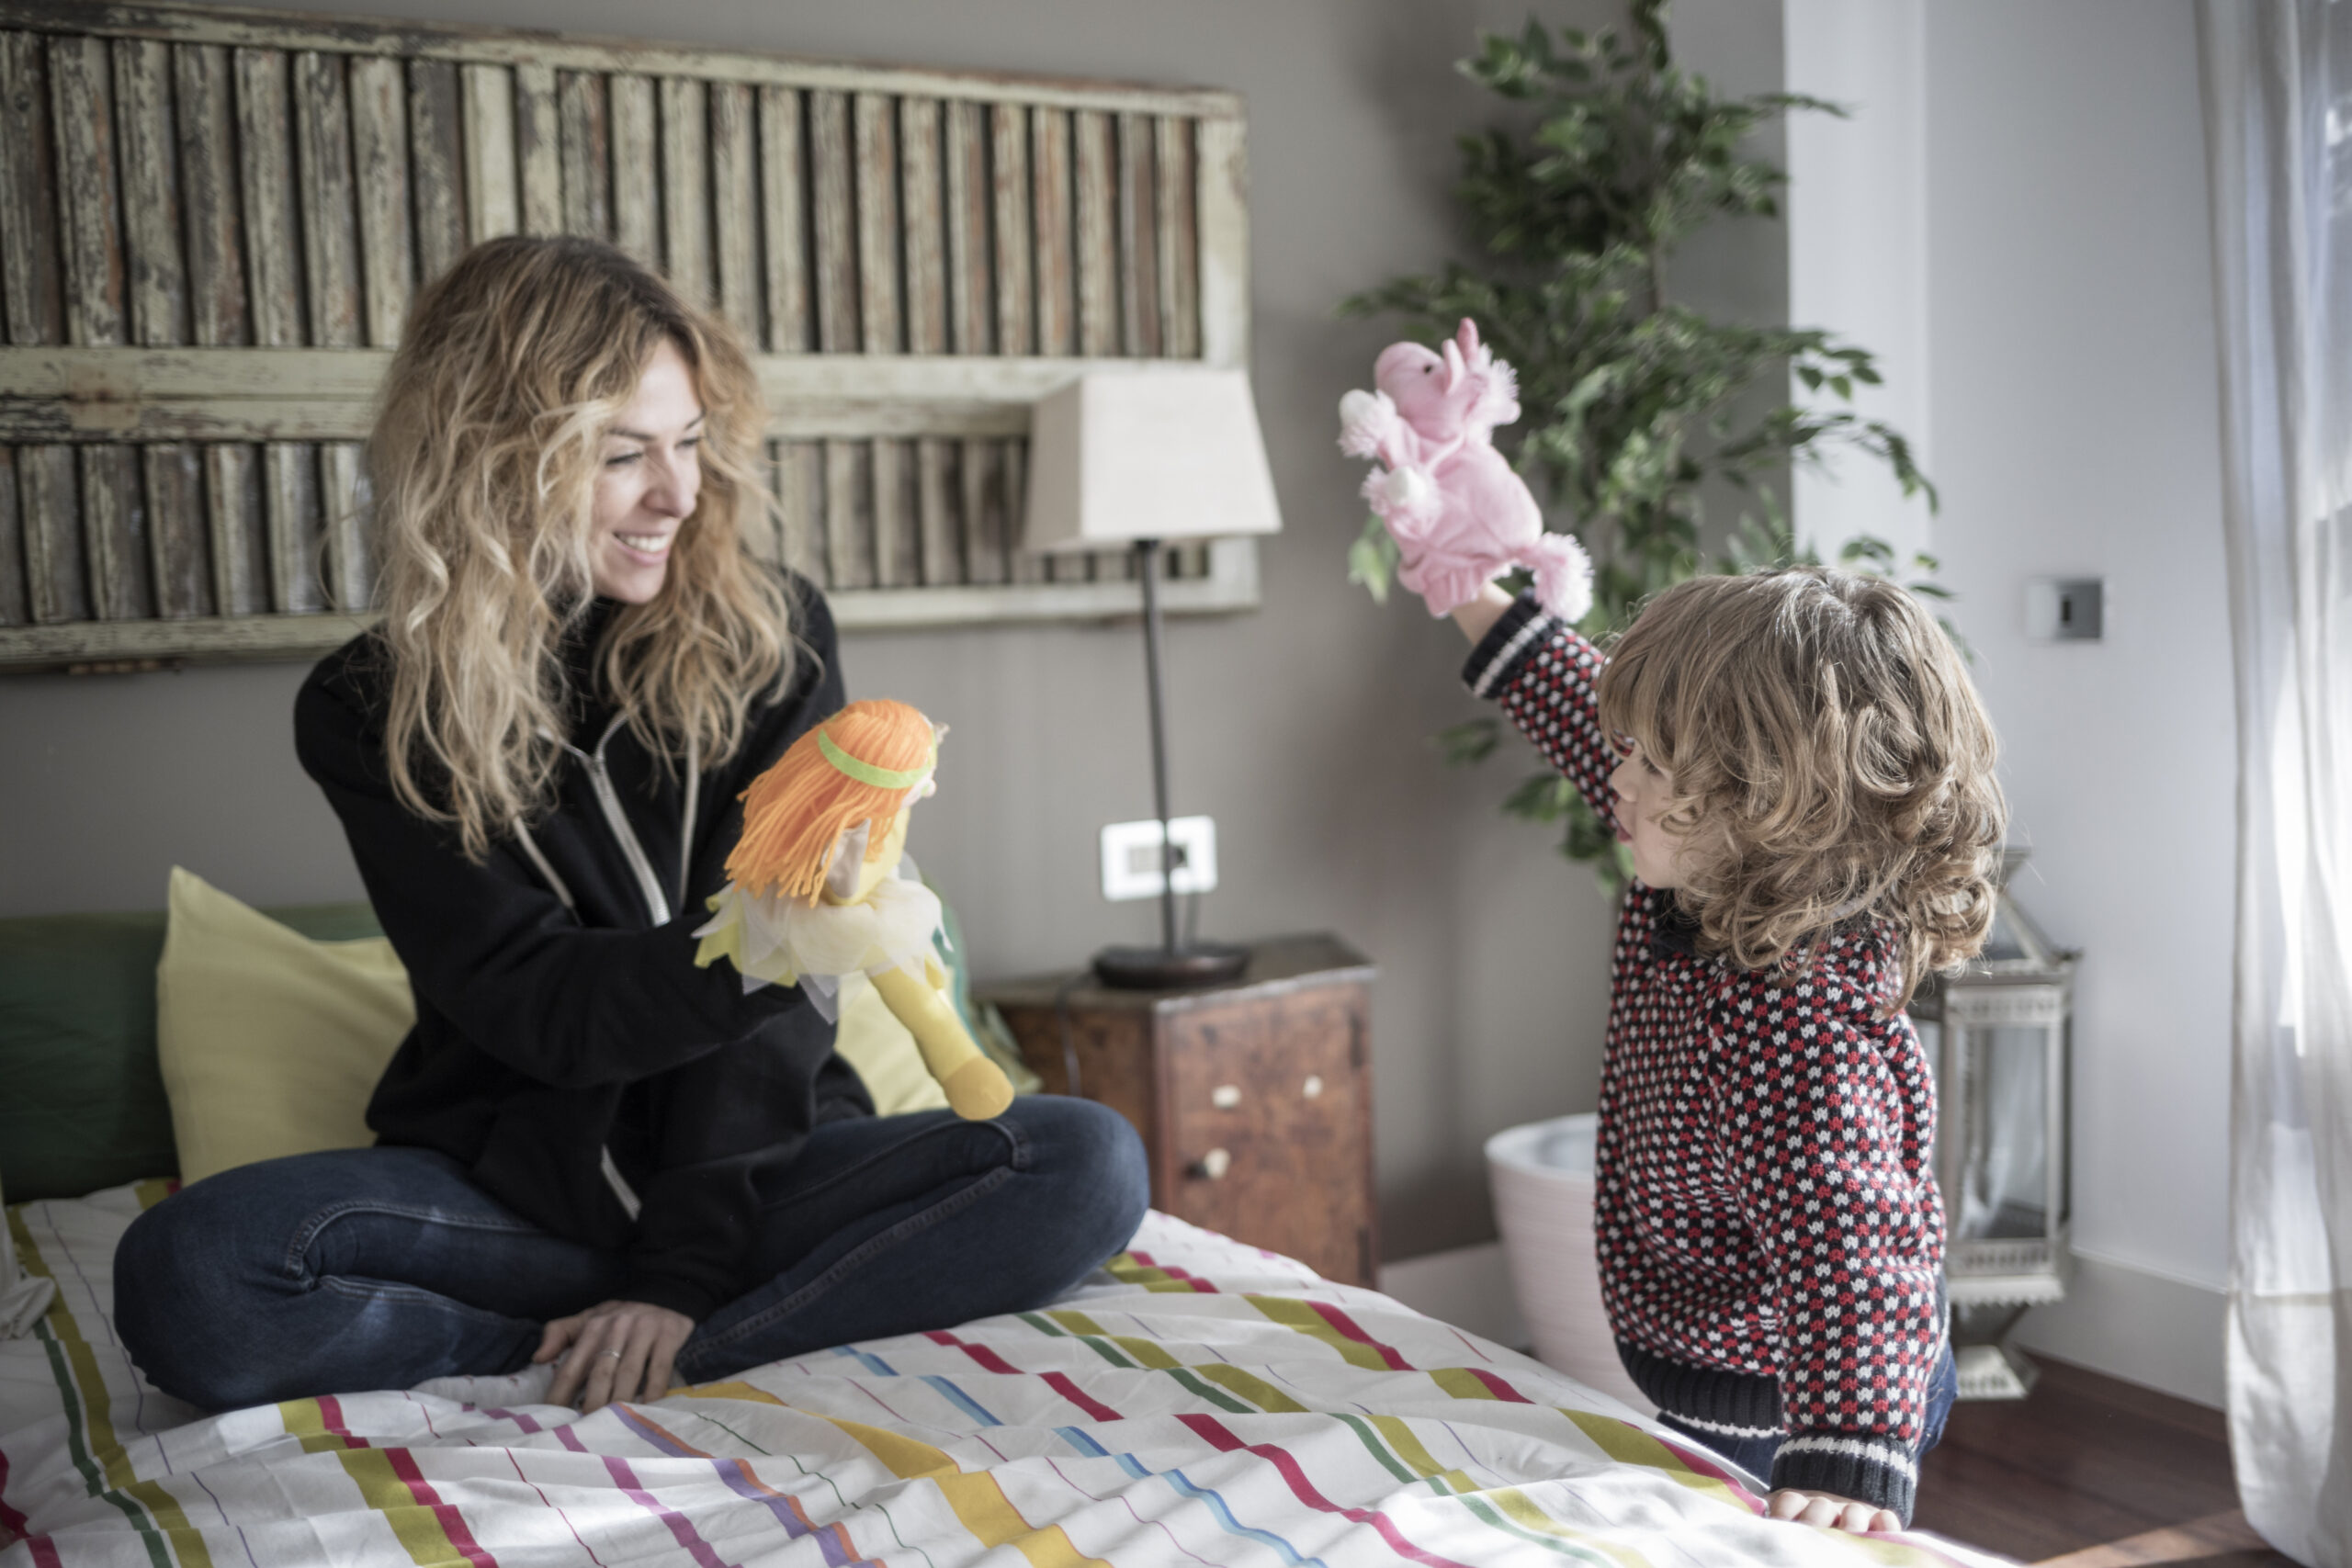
[{"x1": 1100, "y1": 817, "x2": 1218, "y2": 902}]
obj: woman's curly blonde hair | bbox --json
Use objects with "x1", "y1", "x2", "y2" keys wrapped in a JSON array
[
  {"x1": 370, "y1": 236, "x2": 797, "y2": 861},
  {"x1": 1596, "y1": 566, "x2": 2007, "y2": 1010}
]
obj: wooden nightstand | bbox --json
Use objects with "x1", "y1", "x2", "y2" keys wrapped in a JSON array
[{"x1": 978, "y1": 934, "x2": 1377, "y2": 1285}]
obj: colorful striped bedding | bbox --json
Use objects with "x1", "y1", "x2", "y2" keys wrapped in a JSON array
[{"x1": 3, "y1": 1184, "x2": 2005, "y2": 1568}]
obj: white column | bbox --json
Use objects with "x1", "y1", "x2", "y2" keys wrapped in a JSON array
[{"x1": 1783, "y1": 0, "x2": 1934, "y2": 564}]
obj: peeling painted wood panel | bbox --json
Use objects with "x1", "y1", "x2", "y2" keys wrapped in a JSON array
[
  {"x1": 203, "y1": 440, "x2": 265, "y2": 615},
  {"x1": 958, "y1": 436, "x2": 1004, "y2": 585},
  {"x1": 607, "y1": 73, "x2": 655, "y2": 266},
  {"x1": 1028, "y1": 106, "x2": 1071, "y2": 358},
  {"x1": 1072, "y1": 108, "x2": 1115, "y2": 359},
  {"x1": 142, "y1": 439, "x2": 207, "y2": 616},
  {"x1": 771, "y1": 438, "x2": 820, "y2": 584},
  {"x1": 348, "y1": 53, "x2": 411, "y2": 347},
  {"x1": 1156, "y1": 115, "x2": 1198, "y2": 359},
  {"x1": 173, "y1": 44, "x2": 244, "y2": 346},
  {"x1": 513, "y1": 61, "x2": 558, "y2": 236},
  {"x1": 319, "y1": 437, "x2": 366, "y2": 609},
  {"x1": 233, "y1": 47, "x2": 301, "y2": 347},
  {"x1": 821, "y1": 436, "x2": 867, "y2": 589},
  {"x1": 916, "y1": 435, "x2": 956, "y2": 585},
  {"x1": 49, "y1": 33, "x2": 125, "y2": 346},
  {"x1": 741, "y1": 436, "x2": 782, "y2": 565},
  {"x1": 0, "y1": 447, "x2": 24, "y2": 623},
  {"x1": 899, "y1": 96, "x2": 944, "y2": 357},
  {"x1": 756, "y1": 85, "x2": 807, "y2": 353},
  {"x1": 1, "y1": 33, "x2": 66, "y2": 345},
  {"x1": 808, "y1": 89, "x2": 854, "y2": 354},
  {"x1": 264, "y1": 438, "x2": 322, "y2": 613},
  {"x1": 0, "y1": 6, "x2": 1246, "y2": 120},
  {"x1": 657, "y1": 75, "x2": 709, "y2": 307},
  {"x1": 80, "y1": 442, "x2": 146, "y2": 619},
  {"x1": 0, "y1": 9, "x2": 1256, "y2": 665},
  {"x1": 1117, "y1": 111, "x2": 1159, "y2": 358},
  {"x1": 899, "y1": 97, "x2": 956, "y2": 587},
  {"x1": 557, "y1": 69, "x2": 610, "y2": 242},
  {"x1": 293, "y1": 50, "x2": 361, "y2": 349},
  {"x1": 1194, "y1": 114, "x2": 1246, "y2": 369},
  {"x1": 708, "y1": 79, "x2": 757, "y2": 343},
  {"x1": 851, "y1": 92, "x2": 899, "y2": 355},
  {"x1": 1001, "y1": 436, "x2": 1040, "y2": 585},
  {"x1": 943, "y1": 99, "x2": 988, "y2": 357},
  {"x1": 872, "y1": 434, "x2": 916, "y2": 588},
  {"x1": 19, "y1": 443, "x2": 85, "y2": 622},
  {"x1": 405, "y1": 59, "x2": 465, "y2": 286},
  {"x1": 988, "y1": 103, "x2": 1031, "y2": 357},
  {"x1": 459, "y1": 61, "x2": 515, "y2": 243},
  {"x1": 113, "y1": 38, "x2": 187, "y2": 347}
]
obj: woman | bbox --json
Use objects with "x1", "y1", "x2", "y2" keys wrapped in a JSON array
[{"x1": 115, "y1": 236, "x2": 1149, "y2": 1415}]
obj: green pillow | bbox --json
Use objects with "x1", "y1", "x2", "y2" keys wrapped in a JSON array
[{"x1": 0, "y1": 899, "x2": 380, "y2": 1201}]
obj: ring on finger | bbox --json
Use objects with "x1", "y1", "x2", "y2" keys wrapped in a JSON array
[{"x1": 602, "y1": 1348, "x2": 625, "y2": 1359}]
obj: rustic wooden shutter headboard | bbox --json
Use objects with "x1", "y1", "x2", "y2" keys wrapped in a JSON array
[{"x1": 0, "y1": 1, "x2": 1255, "y2": 672}]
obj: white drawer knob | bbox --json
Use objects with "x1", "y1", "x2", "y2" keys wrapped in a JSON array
[
  {"x1": 1197, "y1": 1147, "x2": 1232, "y2": 1180},
  {"x1": 1302, "y1": 1074, "x2": 1325, "y2": 1100},
  {"x1": 1211, "y1": 1083, "x2": 1242, "y2": 1109}
]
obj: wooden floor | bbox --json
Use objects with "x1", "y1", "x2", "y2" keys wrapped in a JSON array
[{"x1": 1913, "y1": 1355, "x2": 2295, "y2": 1566}]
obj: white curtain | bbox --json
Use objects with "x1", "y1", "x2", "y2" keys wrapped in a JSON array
[{"x1": 2199, "y1": 4, "x2": 2352, "y2": 1563}]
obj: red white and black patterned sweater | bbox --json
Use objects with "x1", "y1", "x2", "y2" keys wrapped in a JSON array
[{"x1": 1465, "y1": 593, "x2": 1948, "y2": 1520}]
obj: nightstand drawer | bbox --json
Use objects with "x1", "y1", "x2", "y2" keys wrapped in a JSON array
[
  {"x1": 979, "y1": 934, "x2": 1378, "y2": 1285},
  {"x1": 1161, "y1": 992, "x2": 1371, "y2": 1282}
]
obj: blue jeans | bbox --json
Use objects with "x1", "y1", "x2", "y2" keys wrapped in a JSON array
[
  {"x1": 1656, "y1": 1342, "x2": 1960, "y2": 1489},
  {"x1": 114, "y1": 1096, "x2": 1148, "y2": 1412}
]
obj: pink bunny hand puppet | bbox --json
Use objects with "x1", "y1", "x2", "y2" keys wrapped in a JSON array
[{"x1": 1339, "y1": 318, "x2": 1592, "y2": 623}]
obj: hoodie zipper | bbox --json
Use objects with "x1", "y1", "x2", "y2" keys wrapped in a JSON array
[
  {"x1": 522, "y1": 715, "x2": 697, "y2": 1230},
  {"x1": 563, "y1": 714, "x2": 673, "y2": 928}
]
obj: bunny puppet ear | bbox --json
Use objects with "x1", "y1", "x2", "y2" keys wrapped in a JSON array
[
  {"x1": 1441, "y1": 336, "x2": 1464, "y2": 390},
  {"x1": 1457, "y1": 317, "x2": 1482, "y2": 362}
]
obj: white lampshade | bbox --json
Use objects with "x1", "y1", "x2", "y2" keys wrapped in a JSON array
[{"x1": 1022, "y1": 367, "x2": 1283, "y2": 552}]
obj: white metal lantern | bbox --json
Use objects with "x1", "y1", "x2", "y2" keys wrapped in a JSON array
[{"x1": 1909, "y1": 849, "x2": 2075, "y2": 1398}]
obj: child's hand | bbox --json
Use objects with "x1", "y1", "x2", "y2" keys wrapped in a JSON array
[
  {"x1": 1766, "y1": 1489, "x2": 1902, "y2": 1534},
  {"x1": 1448, "y1": 581, "x2": 1517, "y2": 645}
]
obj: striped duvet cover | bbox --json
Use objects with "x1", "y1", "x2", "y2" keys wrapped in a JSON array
[{"x1": 3, "y1": 1184, "x2": 2001, "y2": 1568}]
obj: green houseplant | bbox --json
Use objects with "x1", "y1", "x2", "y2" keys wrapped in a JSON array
[{"x1": 1344, "y1": 4, "x2": 1945, "y2": 890}]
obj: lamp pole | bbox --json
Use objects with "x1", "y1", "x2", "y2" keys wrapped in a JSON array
[
  {"x1": 1089, "y1": 538, "x2": 1248, "y2": 989},
  {"x1": 1136, "y1": 537, "x2": 1181, "y2": 957}
]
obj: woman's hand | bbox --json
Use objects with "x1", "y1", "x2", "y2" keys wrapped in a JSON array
[
  {"x1": 536, "y1": 1299, "x2": 695, "y2": 1411},
  {"x1": 1766, "y1": 1488, "x2": 1902, "y2": 1534}
]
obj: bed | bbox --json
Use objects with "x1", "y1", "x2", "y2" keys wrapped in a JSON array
[{"x1": 2, "y1": 1181, "x2": 2006, "y2": 1568}]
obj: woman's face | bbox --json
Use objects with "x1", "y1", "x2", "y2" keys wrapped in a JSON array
[
  {"x1": 1608, "y1": 739, "x2": 1689, "y2": 890},
  {"x1": 590, "y1": 338, "x2": 703, "y2": 604}
]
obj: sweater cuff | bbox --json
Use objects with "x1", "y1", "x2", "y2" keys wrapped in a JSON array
[
  {"x1": 1460, "y1": 591, "x2": 1556, "y2": 699},
  {"x1": 619, "y1": 1269, "x2": 723, "y2": 1323},
  {"x1": 1770, "y1": 1432, "x2": 1919, "y2": 1523}
]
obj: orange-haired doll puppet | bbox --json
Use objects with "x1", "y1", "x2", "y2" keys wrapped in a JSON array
[{"x1": 693, "y1": 699, "x2": 1014, "y2": 1121}]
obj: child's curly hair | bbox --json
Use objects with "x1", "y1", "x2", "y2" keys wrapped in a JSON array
[{"x1": 1596, "y1": 566, "x2": 2007, "y2": 1010}]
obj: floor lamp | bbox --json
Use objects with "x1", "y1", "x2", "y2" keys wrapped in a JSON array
[{"x1": 1023, "y1": 368, "x2": 1283, "y2": 989}]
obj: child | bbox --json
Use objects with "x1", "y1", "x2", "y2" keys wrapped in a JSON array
[{"x1": 1450, "y1": 569, "x2": 2004, "y2": 1532}]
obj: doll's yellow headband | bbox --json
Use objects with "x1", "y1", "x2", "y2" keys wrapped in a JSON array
[{"x1": 817, "y1": 728, "x2": 935, "y2": 791}]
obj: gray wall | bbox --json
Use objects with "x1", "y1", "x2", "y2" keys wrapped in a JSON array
[
  {"x1": 1914, "y1": 0, "x2": 2233, "y2": 1404},
  {"x1": 6, "y1": 0, "x2": 1802, "y2": 1261}
]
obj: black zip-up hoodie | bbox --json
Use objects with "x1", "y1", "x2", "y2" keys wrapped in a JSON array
[{"x1": 292, "y1": 576, "x2": 872, "y2": 1321}]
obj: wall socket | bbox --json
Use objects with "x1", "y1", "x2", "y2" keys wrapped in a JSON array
[
  {"x1": 2026, "y1": 577, "x2": 2105, "y2": 640},
  {"x1": 1100, "y1": 816, "x2": 1218, "y2": 902}
]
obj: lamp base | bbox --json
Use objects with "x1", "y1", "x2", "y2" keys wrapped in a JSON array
[{"x1": 1092, "y1": 942, "x2": 1250, "y2": 990}]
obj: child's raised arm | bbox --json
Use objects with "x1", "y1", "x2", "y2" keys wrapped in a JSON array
[{"x1": 1450, "y1": 584, "x2": 1623, "y2": 833}]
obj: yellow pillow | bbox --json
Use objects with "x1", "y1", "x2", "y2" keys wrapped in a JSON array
[
  {"x1": 156, "y1": 868, "x2": 413, "y2": 1185},
  {"x1": 155, "y1": 870, "x2": 984, "y2": 1182}
]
